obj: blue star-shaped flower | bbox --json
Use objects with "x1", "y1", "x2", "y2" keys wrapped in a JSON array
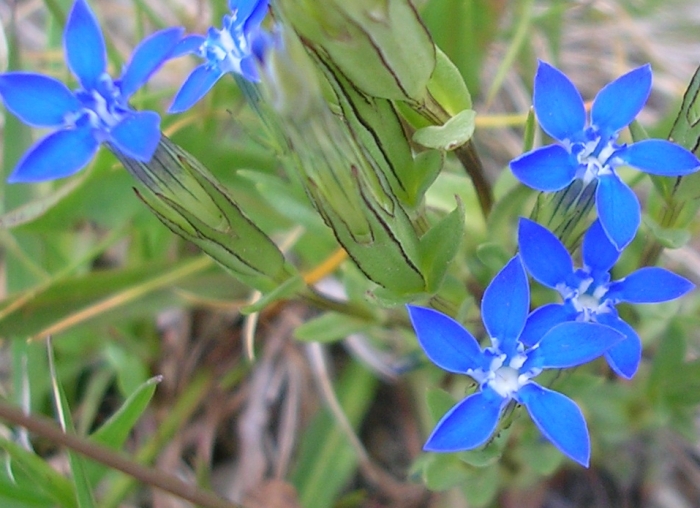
[
  {"x1": 0, "y1": 0, "x2": 182, "y2": 183},
  {"x1": 408, "y1": 256, "x2": 624, "y2": 467},
  {"x1": 518, "y1": 217, "x2": 694, "y2": 379},
  {"x1": 168, "y1": 0, "x2": 269, "y2": 113},
  {"x1": 510, "y1": 61, "x2": 700, "y2": 249}
]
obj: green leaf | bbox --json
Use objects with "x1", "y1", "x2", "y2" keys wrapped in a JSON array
[
  {"x1": 0, "y1": 257, "x2": 214, "y2": 338},
  {"x1": 461, "y1": 465, "x2": 499, "y2": 508},
  {"x1": 423, "y1": 453, "x2": 470, "y2": 491},
  {"x1": 0, "y1": 474, "x2": 55, "y2": 507},
  {"x1": 427, "y1": 47, "x2": 472, "y2": 115},
  {"x1": 0, "y1": 436, "x2": 77, "y2": 508},
  {"x1": 425, "y1": 387, "x2": 457, "y2": 423},
  {"x1": 413, "y1": 109, "x2": 476, "y2": 151},
  {"x1": 90, "y1": 375, "x2": 160, "y2": 448},
  {"x1": 294, "y1": 312, "x2": 371, "y2": 343},
  {"x1": 48, "y1": 341, "x2": 97, "y2": 508},
  {"x1": 0, "y1": 176, "x2": 85, "y2": 229},
  {"x1": 419, "y1": 200, "x2": 465, "y2": 292},
  {"x1": 644, "y1": 216, "x2": 691, "y2": 249}
]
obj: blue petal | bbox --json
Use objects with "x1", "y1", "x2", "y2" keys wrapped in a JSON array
[
  {"x1": 596, "y1": 314, "x2": 641, "y2": 379},
  {"x1": 170, "y1": 34, "x2": 206, "y2": 58},
  {"x1": 520, "y1": 303, "x2": 575, "y2": 347},
  {"x1": 582, "y1": 219, "x2": 620, "y2": 273},
  {"x1": 591, "y1": 64, "x2": 651, "y2": 138},
  {"x1": 239, "y1": 55, "x2": 260, "y2": 82},
  {"x1": 509, "y1": 144, "x2": 578, "y2": 192},
  {"x1": 517, "y1": 383, "x2": 590, "y2": 467},
  {"x1": 481, "y1": 256, "x2": 529, "y2": 353},
  {"x1": 241, "y1": 0, "x2": 269, "y2": 31},
  {"x1": 596, "y1": 173, "x2": 641, "y2": 250},
  {"x1": 606, "y1": 267, "x2": 694, "y2": 303},
  {"x1": 518, "y1": 218, "x2": 574, "y2": 289},
  {"x1": 533, "y1": 61, "x2": 586, "y2": 142},
  {"x1": 109, "y1": 111, "x2": 161, "y2": 161},
  {"x1": 407, "y1": 306, "x2": 485, "y2": 374},
  {"x1": 7, "y1": 127, "x2": 98, "y2": 182},
  {"x1": 169, "y1": 64, "x2": 223, "y2": 113},
  {"x1": 614, "y1": 139, "x2": 700, "y2": 176},
  {"x1": 0, "y1": 72, "x2": 80, "y2": 127},
  {"x1": 525, "y1": 322, "x2": 623, "y2": 370},
  {"x1": 120, "y1": 27, "x2": 184, "y2": 99},
  {"x1": 65, "y1": 0, "x2": 106, "y2": 89},
  {"x1": 424, "y1": 388, "x2": 505, "y2": 452}
]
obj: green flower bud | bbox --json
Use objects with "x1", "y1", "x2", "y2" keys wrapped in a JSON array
[
  {"x1": 277, "y1": 0, "x2": 436, "y2": 102},
  {"x1": 112, "y1": 137, "x2": 298, "y2": 293}
]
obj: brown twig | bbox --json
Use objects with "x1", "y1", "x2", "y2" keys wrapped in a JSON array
[{"x1": 0, "y1": 400, "x2": 240, "y2": 508}]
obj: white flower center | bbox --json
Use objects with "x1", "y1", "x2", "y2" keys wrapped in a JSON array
[
  {"x1": 488, "y1": 366, "x2": 528, "y2": 398},
  {"x1": 574, "y1": 137, "x2": 618, "y2": 184}
]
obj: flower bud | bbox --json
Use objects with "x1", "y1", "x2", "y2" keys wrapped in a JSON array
[
  {"x1": 277, "y1": 0, "x2": 436, "y2": 102},
  {"x1": 112, "y1": 137, "x2": 298, "y2": 293}
]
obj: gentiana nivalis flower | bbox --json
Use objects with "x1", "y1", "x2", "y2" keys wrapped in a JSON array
[
  {"x1": 518, "y1": 218, "x2": 694, "y2": 379},
  {"x1": 168, "y1": 0, "x2": 269, "y2": 113},
  {"x1": 0, "y1": 0, "x2": 182, "y2": 183},
  {"x1": 408, "y1": 256, "x2": 624, "y2": 467},
  {"x1": 510, "y1": 61, "x2": 700, "y2": 249}
]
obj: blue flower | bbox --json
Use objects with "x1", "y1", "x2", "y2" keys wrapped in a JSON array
[
  {"x1": 518, "y1": 217, "x2": 694, "y2": 379},
  {"x1": 0, "y1": 0, "x2": 182, "y2": 183},
  {"x1": 510, "y1": 61, "x2": 700, "y2": 249},
  {"x1": 168, "y1": 0, "x2": 269, "y2": 113},
  {"x1": 407, "y1": 256, "x2": 624, "y2": 467}
]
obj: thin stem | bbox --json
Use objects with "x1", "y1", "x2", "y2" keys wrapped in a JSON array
[{"x1": 0, "y1": 400, "x2": 239, "y2": 508}]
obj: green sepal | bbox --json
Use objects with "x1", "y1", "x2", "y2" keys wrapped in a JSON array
[
  {"x1": 413, "y1": 109, "x2": 476, "y2": 151},
  {"x1": 280, "y1": 0, "x2": 436, "y2": 101},
  {"x1": 644, "y1": 215, "x2": 691, "y2": 249},
  {"x1": 426, "y1": 46, "x2": 472, "y2": 116},
  {"x1": 117, "y1": 137, "x2": 298, "y2": 294}
]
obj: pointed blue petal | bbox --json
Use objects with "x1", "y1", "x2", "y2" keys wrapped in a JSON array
[
  {"x1": 120, "y1": 27, "x2": 184, "y2": 99},
  {"x1": 520, "y1": 303, "x2": 575, "y2": 347},
  {"x1": 407, "y1": 306, "x2": 485, "y2": 374},
  {"x1": 533, "y1": 61, "x2": 586, "y2": 141},
  {"x1": 239, "y1": 55, "x2": 260, "y2": 82},
  {"x1": 482, "y1": 256, "x2": 529, "y2": 352},
  {"x1": 526, "y1": 322, "x2": 623, "y2": 369},
  {"x1": 509, "y1": 144, "x2": 578, "y2": 192},
  {"x1": 596, "y1": 173, "x2": 640, "y2": 250},
  {"x1": 7, "y1": 127, "x2": 98, "y2": 182},
  {"x1": 242, "y1": 0, "x2": 269, "y2": 31},
  {"x1": 591, "y1": 64, "x2": 651, "y2": 137},
  {"x1": 518, "y1": 218, "x2": 574, "y2": 289},
  {"x1": 171, "y1": 34, "x2": 206, "y2": 59},
  {"x1": 0, "y1": 72, "x2": 80, "y2": 127},
  {"x1": 596, "y1": 314, "x2": 641, "y2": 379},
  {"x1": 606, "y1": 267, "x2": 694, "y2": 303},
  {"x1": 65, "y1": 0, "x2": 107, "y2": 89},
  {"x1": 582, "y1": 219, "x2": 620, "y2": 273},
  {"x1": 517, "y1": 383, "x2": 590, "y2": 467},
  {"x1": 614, "y1": 139, "x2": 700, "y2": 176},
  {"x1": 168, "y1": 64, "x2": 223, "y2": 113},
  {"x1": 424, "y1": 389, "x2": 505, "y2": 452},
  {"x1": 109, "y1": 111, "x2": 161, "y2": 161}
]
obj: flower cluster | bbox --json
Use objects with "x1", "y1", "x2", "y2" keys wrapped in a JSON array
[
  {"x1": 408, "y1": 62, "x2": 697, "y2": 466},
  {"x1": 1, "y1": 0, "x2": 697, "y2": 474}
]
